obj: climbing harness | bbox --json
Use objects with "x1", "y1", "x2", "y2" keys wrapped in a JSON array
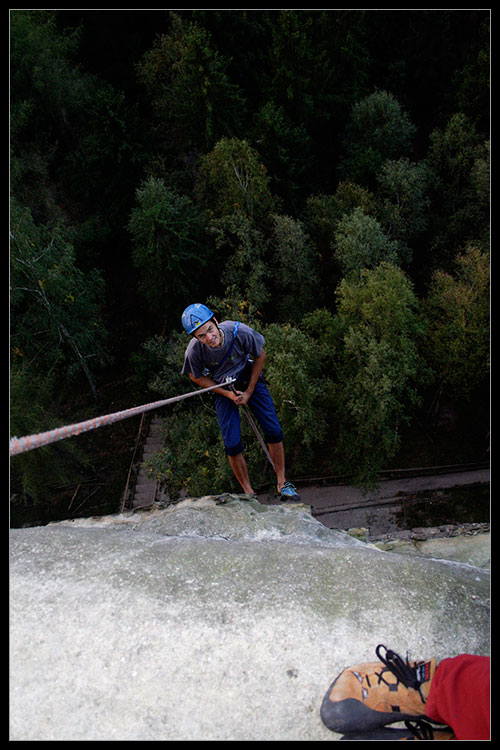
[
  {"x1": 201, "y1": 320, "x2": 275, "y2": 471},
  {"x1": 10, "y1": 378, "x2": 236, "y2": 457}
]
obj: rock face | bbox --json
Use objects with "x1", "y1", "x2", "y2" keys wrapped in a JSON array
[{"x1": 10, "y1": 496, "x2": 490, "y2": 741}]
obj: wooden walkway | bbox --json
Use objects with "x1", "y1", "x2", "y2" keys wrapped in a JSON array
[{"x1": 129, "y1": 415, "x2": 163, "y2": 510}]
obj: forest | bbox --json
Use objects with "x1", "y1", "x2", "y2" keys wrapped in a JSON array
[{"x1": 10, "y1": 9, "x2": 490, "y2": 525}]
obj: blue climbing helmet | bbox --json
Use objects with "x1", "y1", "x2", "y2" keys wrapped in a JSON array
[{"x1": 181, "y1": 303, "x2": 214, "y2": 335}]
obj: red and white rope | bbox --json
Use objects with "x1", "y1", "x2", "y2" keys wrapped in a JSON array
[{"x1": 10, "y1": 379, "x2": 235, "y2": 456}]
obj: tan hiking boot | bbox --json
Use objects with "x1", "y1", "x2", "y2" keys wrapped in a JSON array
[{"x1": 321, "y1": 645, "x2": 438, "y2": 735}]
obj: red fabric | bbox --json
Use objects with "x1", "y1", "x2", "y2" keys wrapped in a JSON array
[{"x1": 425, "y1": 654, "x2": 490, "y2": 740}]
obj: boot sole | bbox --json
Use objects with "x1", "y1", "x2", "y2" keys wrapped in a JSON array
[{"x1": 320, "y1": 689, "x2": 425, "y2": 734}]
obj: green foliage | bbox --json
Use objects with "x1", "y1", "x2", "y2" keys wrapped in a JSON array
[
  {"x1": 304, "y1": 183, "x2": 377, "y2": 305},
  {"x1": 300, "y1": 308, "x2": 344, "y2": 365},
  {"x1": 128, "y1": 176, "x2": 206, "y2": 315},
  {"x1": 10, "y1": 11, "x2": 87, "y2": 222},
  {"x1": 452, "y1": 14, "x2": 490, "y2": 133},
  {"x1": 266, "y1": 10, "x2": 317, "y2": 121},
  {"x1": 59, "y1": 79, "x2": 146, "y2": 219},
  {"x1": 195, "y1": 137, "x2": 275, "y2": 222},
  {"x1": 305, "y1": 182, "x2": 376, "y2": 242},
  {"x1": 334, "y1": 207, "x2": 403, "y2": 276},
  {"x1": 425, "y1": 113, "x2": 490, "y2": 265},
  {"x1": 137, "y1": 13, "x2": 246, "y2": 152},
  {"x1": 268, "y1": 213, "x2": 318, "y2": 323},
  {"x1": 10, "y1": 9, "x2": 144, "y2": 261},
  {"x1": 194, "y1": 137, "x2": 277, "y2": 313},
  {"x1": 424, "y1": 245, "x2": 489, "y2": 400},
  {"x1": 205, "y1": 295, "x2": 266, "y2": 331},
  {"x1": 10, "y1": 11, "x2": 82, "y2": 125},
  {"x1": 334, "y1": 263, "x2": 429, "y2": 488},
  {"x1": 10, "y1": 199, "x2": 109, "y2": 400},
  {"x1": 144, "y1": 406, "x2": 236, "y2": 498},
  {"x1": 253, "y1": 99, "x2": 312, "y2": 209},
  {"x1": 255, "y1": 322, "x2": 337, "y2": 474},
  {"x1": 252, "y1": 10, "x2": 320, "y2": 206},
  {"x1": 375, "y1": 158, "x2": 431, "y2": 249},
  {"x1": 144, "y1": 331, "x2": 191, "y2": 398},
  {"x1": 10, "y1": 362, "x2": 90, "y2": 503},
  {"x1": 9, "y1": 10, "x2": 490, "y2": 511},
  {"x1": 340, "y1": 90, "x2": 416, "y2": 186},
  {"x1": 208, "y1": 213, "x2": 271, "y2": 313}
]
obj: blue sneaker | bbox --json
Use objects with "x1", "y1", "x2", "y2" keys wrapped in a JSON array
[{"x1": 278, "y1": 481, "x2": 301, "y2": 502}]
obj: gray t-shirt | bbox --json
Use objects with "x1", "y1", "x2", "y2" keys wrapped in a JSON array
[{"x1": 181, "y1": 321, "x2": 265, "y2": 384}]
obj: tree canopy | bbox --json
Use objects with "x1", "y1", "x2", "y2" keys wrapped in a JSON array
[{"x1": 10, "y1": 9, "x2": 489, "y2": 515}]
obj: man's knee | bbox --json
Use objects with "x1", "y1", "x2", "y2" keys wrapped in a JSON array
[
  {"x1": 225, "y1": 441, "x2": 245, "y2": 457},
  {"x1": 263, "y1": 429, "x2": 284, "y2": 445}
]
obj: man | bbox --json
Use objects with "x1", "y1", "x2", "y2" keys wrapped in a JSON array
[{"x1": 181, "y1": 302, "x2": 300, "y2": 501}]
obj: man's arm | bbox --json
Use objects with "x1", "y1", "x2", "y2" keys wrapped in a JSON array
[
  {"x1": 233, "y1": 350, "x2": 266, "y2": 405},
  {"x1": 187, "y1": 349, "x2": 266, "y2": 405},
  {"x1": 188, "y1": 372, "x2": 240, "y2": 401}
]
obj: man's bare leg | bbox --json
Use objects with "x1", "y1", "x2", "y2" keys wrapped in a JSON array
[
  {"x1": 268, "y1": 441, "x2": 286, "y2": 491},
  {"x1": 228, "y1": 452, "x2": 254, "y2": 494}
]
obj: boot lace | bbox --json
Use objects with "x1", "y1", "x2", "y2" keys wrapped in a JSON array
[
  {"x1": 375, "y1": 644, "x2": 426, "y2": 703},
  {"x1": 404, "y1": 719, "x2": 450, "y2": 740}
]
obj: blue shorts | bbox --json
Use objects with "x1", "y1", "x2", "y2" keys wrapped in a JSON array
[{"x1": 213, "y1": 377, "x2": 284, "y2": 457}]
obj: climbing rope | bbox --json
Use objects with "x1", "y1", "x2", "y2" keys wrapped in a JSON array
[
  {"x1": 227, "y1": 383, "x2": 276, "y2": 471},
  {"x1": 10, "y1": 378, "x2": 236, "y2": 457}
]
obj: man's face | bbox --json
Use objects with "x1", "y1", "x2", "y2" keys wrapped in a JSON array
[{"x1": 193, "y1": 318, "x2": 223, "y2": 348}]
